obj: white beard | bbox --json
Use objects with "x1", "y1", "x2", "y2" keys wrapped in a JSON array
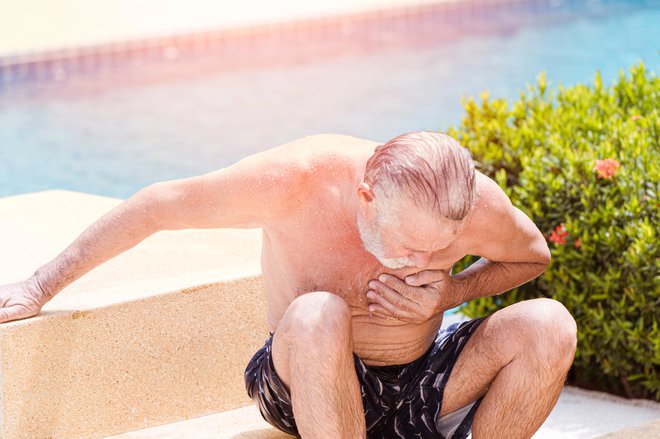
[{"x1": 357, "y1": 213, "x2": 416, "y2": 270}]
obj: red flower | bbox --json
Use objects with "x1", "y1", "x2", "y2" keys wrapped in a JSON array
[
  {"x1": 549, "y1": 223, "x2": 569, "y2": 245},
  {"x1": 593, "y1": 158, "x2": 620, "y2": 179},
  {"x1": 574, "y1": 238, "x2": 582, "y2": 249}
]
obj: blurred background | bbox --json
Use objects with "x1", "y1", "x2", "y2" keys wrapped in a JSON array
[{"x1": 0, "y1": 0, "x2": 658, "y2": 198}]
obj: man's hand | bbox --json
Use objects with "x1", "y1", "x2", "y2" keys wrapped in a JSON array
[
  {"x1": 0, "y1": 279, "x2": 47, "y2": 323},
  {"x1": 366, "y1": 270, "x2": 461, "y2": 324}
]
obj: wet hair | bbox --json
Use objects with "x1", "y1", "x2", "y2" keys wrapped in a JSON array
[{"x1": 364, "y1": 131, "x2": 476, "y2": 221}]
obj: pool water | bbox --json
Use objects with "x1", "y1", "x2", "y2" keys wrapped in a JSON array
[{"x1": 0, "y1": 0, "x2": 658, "y2": 199}]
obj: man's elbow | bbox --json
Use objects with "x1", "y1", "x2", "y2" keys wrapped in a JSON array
[
  {"x1": 130, "y1": 182, "x2": 176, "y2": 232},
  {"x1": 535, "y1": 239, "x2": 552, "y2": 271}
]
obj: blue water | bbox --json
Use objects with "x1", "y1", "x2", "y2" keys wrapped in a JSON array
[{"x1": 0, "y1": 1, "x2": 658, "y2": 199}]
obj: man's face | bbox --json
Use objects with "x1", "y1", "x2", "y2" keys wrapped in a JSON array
[
  {"x1": 357, "y1": 210, "x2": 417, "y2": 269},
  {"x1": 357, "y1": 196, "x2": 460, "y2": 270}
]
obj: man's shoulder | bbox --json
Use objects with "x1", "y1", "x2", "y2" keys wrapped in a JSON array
[
  {"x1": 269, "y1": 133, "x2": 379, "y2": 182},
  {"x1": 473, "y1": 171, "x2": 512, "y2": 210},
  {"x1": 460, "y1": 171, "x2": 515, "y2": 243},
  {"x1": 460, "y1": 171, "x2": 550, "y2": 264},
  {"x1": 290, "y1": 133, "x2": 379, "y2": 148},
  {"x1": 243, "y1": 134, "x2": 377, "y2": 207},
  {"x1": 276, "y1": 133, "x2": 379, "y2": 161}
]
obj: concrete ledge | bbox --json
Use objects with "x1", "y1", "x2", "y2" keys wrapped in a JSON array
[{"x1": 0, "y1": 191, "x2": 268, "y2": 438}]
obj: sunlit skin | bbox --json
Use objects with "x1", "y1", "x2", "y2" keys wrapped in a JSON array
[{"x1": 0, "y1": 134, "x2": 577, "y2": 438}]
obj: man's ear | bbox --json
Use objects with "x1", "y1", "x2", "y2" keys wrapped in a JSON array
[{"x1": 357, "y1": 182, "x2": 375, "y2": 203}]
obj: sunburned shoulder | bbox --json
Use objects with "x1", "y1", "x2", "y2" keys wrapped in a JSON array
[
  {"x1": 249, "y1": 133, "x2": 378, "y2": 209},
  {"x1": 272, "y1": 133, "x2": 379, "y2": 180},
  {"x1": 277, "y1": 133, "x2": 379, "y2": 164}
]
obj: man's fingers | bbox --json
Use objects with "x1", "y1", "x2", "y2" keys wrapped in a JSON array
[
  {"x1": 377, "y1": 274, "x2": 422, "y2": 301},
  {"x1": 404, "y1": 269, "x2": 448, "y2": 287},
  {"x1": 366, "y1": 290, "x2": 409, "y2": 319},
  {"x1": 369, "y1": 279, "x2": 416, "y2": 309},
  {"x1": 0, "y1": 305, "x2": 31, "y2": 324}
]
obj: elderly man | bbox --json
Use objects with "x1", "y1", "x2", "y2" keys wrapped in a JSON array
[{"x1": 0, "y1": 131, "x2": 576, "y2": 439}]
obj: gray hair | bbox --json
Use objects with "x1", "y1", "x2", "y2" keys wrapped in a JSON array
[{"x1": 364, "y1": 131, "x2": 476, "y2": 221}]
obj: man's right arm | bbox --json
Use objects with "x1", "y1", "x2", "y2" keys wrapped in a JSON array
[{"x1": 0, "y1": 143, "x2": 312, "y2": 323}]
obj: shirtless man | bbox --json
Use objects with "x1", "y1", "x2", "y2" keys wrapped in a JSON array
[{"x1": 0, "y1": 131, "x2": 577, "y2": 439}]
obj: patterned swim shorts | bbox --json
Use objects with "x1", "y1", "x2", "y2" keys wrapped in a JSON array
[{"x1": 244, "y1": 317, "x2": 487, "y2": 439}]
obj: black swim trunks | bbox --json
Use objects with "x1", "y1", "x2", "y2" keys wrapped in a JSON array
[{"x1": 244, "y1": 317, "x2": 487, "y2": 439}]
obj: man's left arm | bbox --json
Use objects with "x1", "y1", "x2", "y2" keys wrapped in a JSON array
[
  {"x1": 447, "y1": 204, "x2": 551, "y2": 305},
  {"x1": 402, "y1": 188, "x2": 551, "y2": 311}
]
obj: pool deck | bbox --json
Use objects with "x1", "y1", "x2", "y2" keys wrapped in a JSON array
[{"x1": 104, "y1": 385, "x2": 660, "y2": 439}]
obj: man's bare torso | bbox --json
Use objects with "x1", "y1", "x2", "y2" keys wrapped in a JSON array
[{"x1": 259, "y1": 135, "x2": 485, "y2": 367}]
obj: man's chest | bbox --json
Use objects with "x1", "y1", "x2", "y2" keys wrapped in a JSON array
[
  {"x1": 261, "y1": 215, "x2": 469, "y2": 309},
  {"x1": 262, "y1": 220, "x2": 381, "y2": 308}
]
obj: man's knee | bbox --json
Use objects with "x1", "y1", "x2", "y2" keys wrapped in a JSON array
[
  {"x1": 272, "y1": 292, "x2": 353, "y2": 388},
  {"x1": 279, "y1": 291, "x2": 353, "y2": 348},
  {"x1": 515, "y1": 298, "x2": 577, "y2": 371}
]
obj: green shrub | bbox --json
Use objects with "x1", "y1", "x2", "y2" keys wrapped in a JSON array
[{"x1": 449, "y1": 63, "x2": 659, "y2": 400}]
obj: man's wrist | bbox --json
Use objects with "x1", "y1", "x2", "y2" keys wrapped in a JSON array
[
  {"x1": 26, "y1": 274, "x2": 53, "y2": 305},
  {"x1": 448, "y1": 274, "x2": 471, "y2": 309}
]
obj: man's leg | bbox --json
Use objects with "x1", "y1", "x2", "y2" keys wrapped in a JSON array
[
  {"x1": 440, "y1": 298, "x2": 577, "y2": 439},
  {"x1": 271, "y1": 291, "x2": 367, "y2": 438}
]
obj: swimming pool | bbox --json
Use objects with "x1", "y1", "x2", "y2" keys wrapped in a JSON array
[{"x1": 0, "y1": 0, "x2": 658, "y2": 198}]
